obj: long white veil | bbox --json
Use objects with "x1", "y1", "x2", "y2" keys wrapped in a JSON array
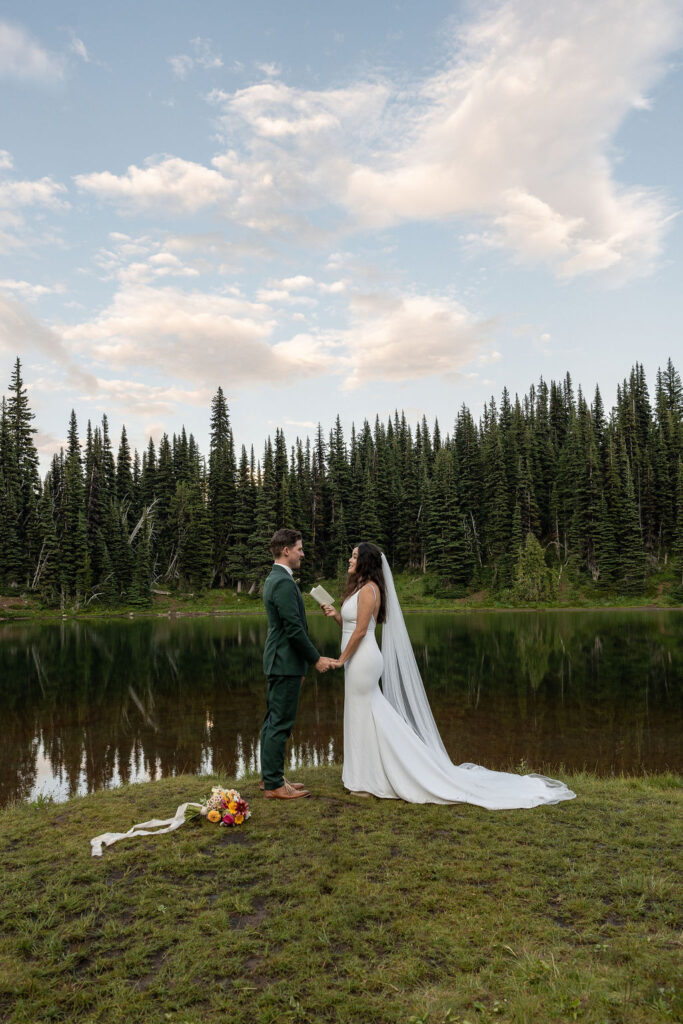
[{"x1": 379, "y1": 553, "x2": 453, "y2": 769}]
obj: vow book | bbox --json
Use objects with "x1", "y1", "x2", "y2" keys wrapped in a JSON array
[{"x1": 310, "y1": 585, "x2": 335, "y2": 606}]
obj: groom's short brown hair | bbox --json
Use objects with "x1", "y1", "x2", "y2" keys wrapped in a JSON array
[{"x1": 270, "y1": 528, "x2": 302, "y2": 557}]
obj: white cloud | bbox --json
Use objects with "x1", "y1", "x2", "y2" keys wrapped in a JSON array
[
  {"x1": 0, "y1": 150, "x2": 12, "y2": 171},
  {"x1": 213, "y1": 79, "x2": 390, "y2": 140},
  {"x1": 284, "y1": 417, "x2": 317, "y2": 429},
  {"x1": 94, "y1": 378, "x2": 211, "y2": 416},
  {"x1": 58, "y1": 2, "x2": 681, "y2": 280},
  {"x1": 338, "y1": 291, "x2": 492, "y2": 390},
  {"x1": 0, "y1": 173, "x2": 68, "y2": 250},
  {"x1": 33, "y1": 429, "x2": 65, "y2": 457},
  {"x1": 347, "y1": 0, "x2": 681, "y2": 278},
  {"x1": 0, "y1": 278, "x2": 64, "y2": 299},
  {"x1": 191, "y1": 37, "x2": 222, "y2": 71},
  {"x1": 0, "y1": 20, "x2": 64, "y2": 81},
  {"x1": 169, "y1": 37, "x2": 222, "y2": 78},
  {"x1": 202, "y1": 0, "x2": 680, "y2": 280},
  {"x1": 257, "y1": 62, "x2": 281, "y2": 78},
  {"x1": 257, "y1": 288, "x2": 289, "y2": 303},
  {"x1": 169, "y1": 55, "x2": 193, "y2": 80},
  {"x1": 0, "y1": 176, "x2": 68, "y2": 209},
  {"x1": 61, "y1": 281, "x2": 334, "y2": 388},
  {"x1": 278, "y1": 275, "x2": 314, "y2": 291},
  {"x1": 74, "y1": 156, "x2": 235, "y2": 212},
  {"x1": 256, "y1": 274, "x2": 320, "y2": 305},
  {"x1": 0, "y1": 294, "x2": 95, "y2": 389},
  {"x1": 69, "y1": 36, "x2": 90, "y2": 63}
]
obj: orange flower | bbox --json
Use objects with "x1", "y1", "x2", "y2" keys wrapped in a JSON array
[
  {"x1": 207, "y1": 810, "x2": 221, "y2": 823},
  {"x1": 234, "y1": 813, "x2": 244, "y2": 825}
]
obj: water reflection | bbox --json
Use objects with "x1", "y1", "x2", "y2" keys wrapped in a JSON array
[{"x1": 0, "y1": 610, "x2": 680, "y2": 805}]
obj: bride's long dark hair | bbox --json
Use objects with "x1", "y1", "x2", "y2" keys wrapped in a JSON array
[{"x1": 341, "y1": 542, "x2": 387, "y2": 623}]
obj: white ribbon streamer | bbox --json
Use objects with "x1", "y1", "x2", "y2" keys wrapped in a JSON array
[{"x1": 90, "y1": 801, "x2": 203, "y2": 857}]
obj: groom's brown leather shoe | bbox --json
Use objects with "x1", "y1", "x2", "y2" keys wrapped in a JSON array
[
  {"x1": 259, "y1": 779, "x2": 305, "y2": 791},
  {"x1": 263, "y1": 784, "x2": 311, "y2": 800}
]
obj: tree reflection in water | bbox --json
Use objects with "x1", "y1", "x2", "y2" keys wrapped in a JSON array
[{"x1": 0, "y1": 610, "x2": 680, "y2": 805}]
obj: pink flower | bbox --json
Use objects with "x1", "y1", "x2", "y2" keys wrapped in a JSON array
[{"x1": 222, "y1": 813, "x2": 235, "y2": 826}]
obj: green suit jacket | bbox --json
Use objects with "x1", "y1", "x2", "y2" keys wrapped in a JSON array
[{"x1": 262, "y1": 564, "x2": 321, "y2": 676}]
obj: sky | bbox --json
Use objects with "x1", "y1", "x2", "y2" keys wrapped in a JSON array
[{"x1": 1, "y1": 0, "x2": 682, "y2": 468}]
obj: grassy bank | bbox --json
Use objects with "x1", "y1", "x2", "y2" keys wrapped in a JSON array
[
  {"x1": 1, "y1": 768, "x2": 680, "y2": 1023},
  {"x1": 1, "y1": 568, "x2": 682, "y2": 624}
]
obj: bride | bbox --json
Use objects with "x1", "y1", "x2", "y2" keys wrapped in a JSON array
[{"x1": 321, "y1": 542, "x2": 576, "y2": 808}]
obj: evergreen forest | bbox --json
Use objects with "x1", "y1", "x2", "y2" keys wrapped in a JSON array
[{"x1": 1, "y1": 356, "x2": 682, "y2": 607}]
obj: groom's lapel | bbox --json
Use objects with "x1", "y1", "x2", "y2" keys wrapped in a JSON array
[{"x1": 271, "y1": 565, "x2": 305, "y2": 616}]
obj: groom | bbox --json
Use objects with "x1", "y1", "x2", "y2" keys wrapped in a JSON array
[{"x1": 261, "y1": 528, "x2": 335, "y2": 800}]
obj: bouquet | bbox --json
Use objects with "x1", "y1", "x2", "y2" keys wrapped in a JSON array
[
  {"x1": 90, "y1": 784, "x2": 251, "y2": 856},
  {"x1": 200, "y1": 786, "x2": 251, "y2": 827}
]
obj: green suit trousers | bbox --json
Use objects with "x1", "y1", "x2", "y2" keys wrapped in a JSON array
[{"x1": 260, "y1": 673, "x2": 302, "y2": 790}]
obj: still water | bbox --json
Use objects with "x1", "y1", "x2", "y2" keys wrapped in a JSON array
[{"x1": 0, "y1": 610, "x2": 681, "y2": 806}]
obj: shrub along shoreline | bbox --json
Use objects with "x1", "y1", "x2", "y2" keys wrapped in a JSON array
[{"x1": 1, "y1": 767, "x2": 680, "y2": 1023}]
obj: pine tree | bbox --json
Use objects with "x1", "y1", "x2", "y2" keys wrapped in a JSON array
[
  {"x1": 34, "y1": 475, "x2": 60, "y2": 601},
  {"x1": 569, "y1": 392, "x2": 603, "y2": 580},
  {"x1": 173, "y1": 427, "x2": 191, "y2": 486},
  {"x1": 426, "y1": 448, "x2": 473, "y2": 589},
  {"x1": 101, "y1": 414, "x2": 116, "y2": 496},
  {"x1": 453, "y1": 404, "x2": 484, "y2": 572},
  {"x1": 594, "y1": 492, "x2": 619, "y2": 588},
  {"x1": 330, "y1": 484, "x2": 349, "y2": 576},
  {"x1": 533, "y1": 377, "x2": 556, "y2": 539},
  {"x1": 310, "y1": 426, "x2": 328, "y2": 571},
  {"x1": 155, "y1": 434, "x2": 176, "y2": 578},
  {"x1": 99, "y1": 543, "x2": 119, "y2": 605},
  {"x1": 0, "y1": 398, "x2": 21, "y2": 588},
  {"x1": 208, "y1": 387, "x2": 236, "y2": 586},
  {"x1": 482, "y1": 401, "x2": 509, "y2": 585},
  {"x1": 129, "y1": 511, "x2": 153, "y2": 606},
  {"x1": 618, "y1": 446, "x2": 647, "y2": 592},
  {"x1": 60, "y1": 411, "x2": 89, "y2": 602},
  {"x1": 509, "y1": 501, "x2": 523, "y2": 564},
  {"x1": 179, "y1": 437, "x2": 212, "y2": 590},
  {"x1": 248, "y1": 445, "x2": 277, "y2": 589},
  {"x1": 116, "y1": 425, "x2": 134, "y2": 505},
  {"x1": 84, "y1": 424, "x2": 109, "y2": 586},
  {"x1": 6, "y1": 358, "x2": 41, "y2": 585},
  {"x1": 225, "y1": 445, "x2": 255, "y2": 590},
  {"x1": 359, "y1": 462, "x2": 382, "y2": 547},
  {"x1": 140, "y1": 437, "x2": 157, "y2": 508},
  {"x1": 513, "y1": 532, "x2": 556, "y2": 602},
  {"x1": 672, "y1": 459, "x2": 683, "y2": 599}
]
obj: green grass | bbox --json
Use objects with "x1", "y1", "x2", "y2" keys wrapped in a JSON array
[
  {"x1": 1, "y1": 568, "x2": 682, "y2": 624},
  {"x1": 1, "y1": 768, "x2": 681, "y2": 1023}
]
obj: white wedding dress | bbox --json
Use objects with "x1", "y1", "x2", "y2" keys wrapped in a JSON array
[{"x1": 340, "y1": 581, "x2": 576, "y2": 809}]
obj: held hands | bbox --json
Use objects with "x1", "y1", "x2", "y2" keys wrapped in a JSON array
[{"x1": 315, "y1": 656, "x2": 338, "y2": 673}]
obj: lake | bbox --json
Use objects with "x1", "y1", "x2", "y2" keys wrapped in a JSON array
[{"x1": 0, "y1": 610, "x2": 680, "y2": 806}]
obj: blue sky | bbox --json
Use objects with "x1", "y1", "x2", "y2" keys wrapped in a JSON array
[{"x1": 1, "y1": 0, "x2": 682, "y2": 467}]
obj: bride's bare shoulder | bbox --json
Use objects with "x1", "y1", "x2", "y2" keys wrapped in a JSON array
[{"x1": 359, "y1": 581, "x2": 379, "y2": 606}]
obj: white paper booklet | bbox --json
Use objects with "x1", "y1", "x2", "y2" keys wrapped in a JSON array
[{"x1": 310, "y1": 585, "x2": 335, "y2": 606}]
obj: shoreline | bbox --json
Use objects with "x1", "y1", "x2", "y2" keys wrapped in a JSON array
[
  {"x1": 8, "y1": 764, "x2": 682, "y2": 813},
  {"x1": 1, "y1": 599, "x2": 682, "y2": 625}
]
